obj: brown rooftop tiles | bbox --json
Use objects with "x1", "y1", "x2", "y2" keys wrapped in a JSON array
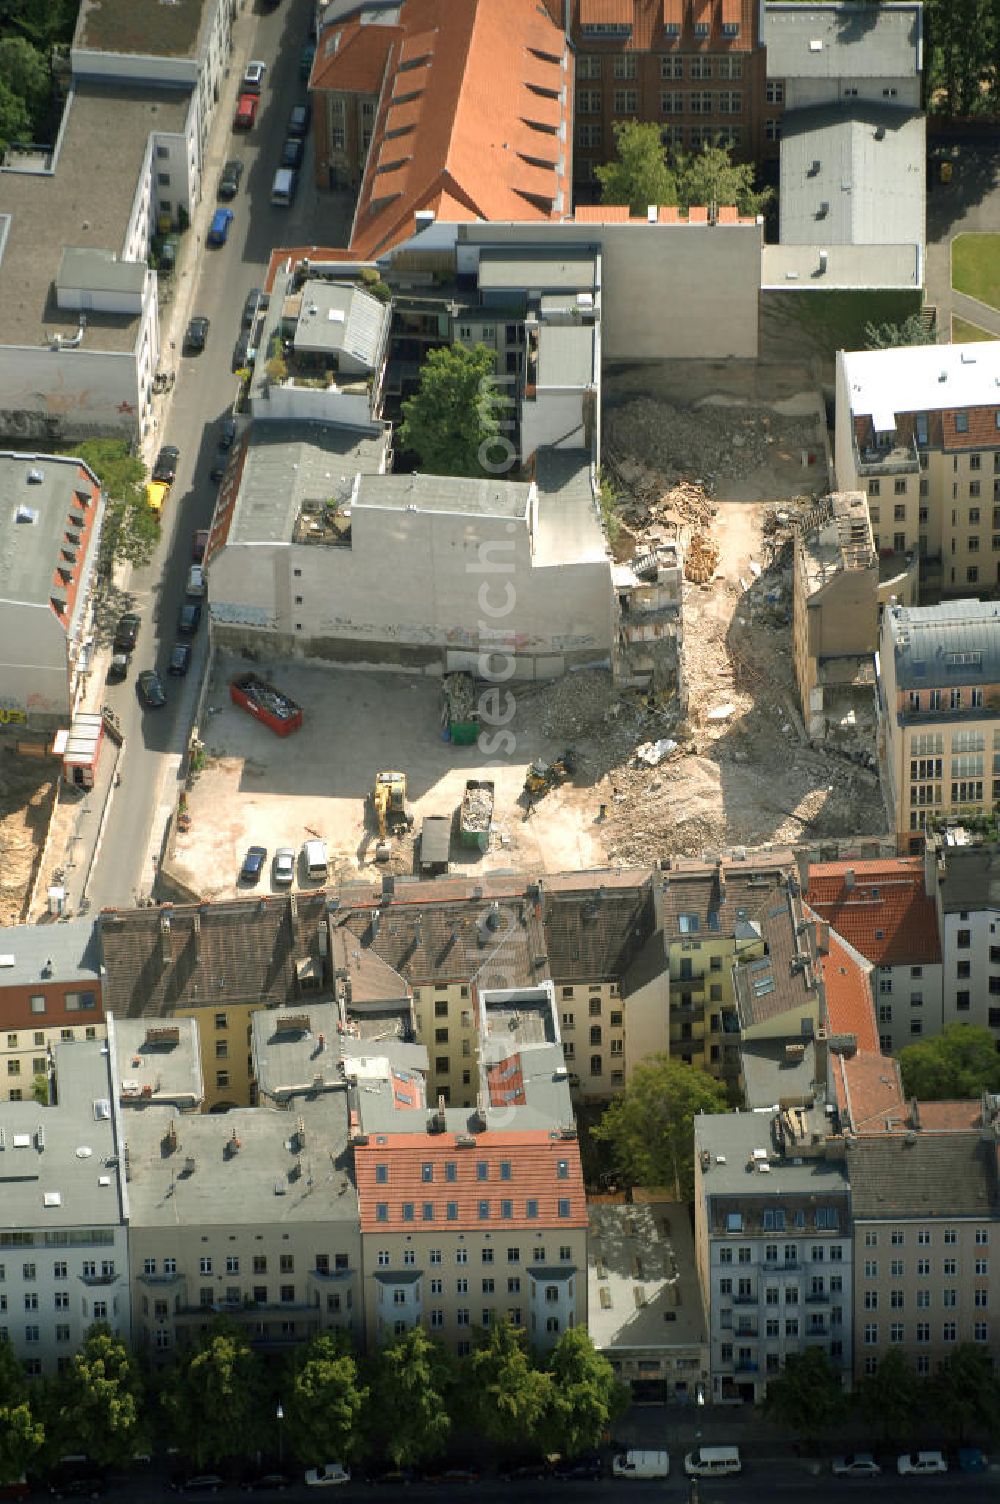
[{"x1": 807, "y1": 858, "x2": 941, "y2": 967}]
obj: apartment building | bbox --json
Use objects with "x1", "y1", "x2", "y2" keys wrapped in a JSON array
[
  {"x1": 98, "y1": 897, "x2": 333, "y2": 1111},
  {"x1": 876, "y1": 599, "x2": 1000, "y2": 846},
  {"x1": 849, "y1": 1123, "x2": 1000, "y2": 1382},
  {"x1": 0, "y1": 1041, "x2": 129, "y2": 1376},
  {"x1": 537, "y1": 0, "x2": 766, "y2": 182},
  {"x1": 0, "y1": 920, "x2": 104, "y2": 1101},
  {"x1": 806, "y1": 857, "x2": 943, "y2": 1055},
  {"x1": 932, "y1": 841, "x2": 1000, "y2": 1040},
  {"x1": 836, "y1": 342, "x2": 1000, "y2": 599},
  {"x1": 694, "y1": 1106, "x2": 854, "y2": 1403},
  {"x1": 118, "y1": 1012, "x2": 363, "y2": 1360}
]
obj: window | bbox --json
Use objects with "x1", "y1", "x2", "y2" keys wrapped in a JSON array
[
  {"x1": 577, "y1": 123, "x2": 602, "y2": 150},
  {"x1": 375, "y1": 1164, "x2": 388, "y2": 1185},
  {"x1": 766, "y1": 80, "x2": 784, "y2": 104},
  {"x1": 975, "y1": 1321, "x2": 989, "y2": 1342},
  {"x1": 613, "y1": 89, "x2": 637, "y2": 114},
  {"x1": 895, "y1": 479, "x2": 907, "y2": 497},
  {"x1": 613, "y1": 54, "x2": 637, "y2": 79}
]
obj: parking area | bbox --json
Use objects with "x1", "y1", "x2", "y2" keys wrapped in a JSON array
[{"x1": 167, "y1": 654, "x2": 609, "y2": 899}]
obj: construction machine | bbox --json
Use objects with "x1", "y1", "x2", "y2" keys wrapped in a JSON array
[
  {"x1": 523, "y1": 748, "x2": 576, "y2": 798},
  {"x1": 373, "y1": 770, "x2": 414, "y2": 852}
]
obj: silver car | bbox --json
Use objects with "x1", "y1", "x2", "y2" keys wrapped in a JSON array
[{"x1": 273, "y1": 847, "x2": 295, "y2": 886}]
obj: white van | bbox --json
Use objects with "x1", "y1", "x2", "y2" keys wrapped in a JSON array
[
  {"x1": 684, "y1": 1446, "x2": 742, "y2": 1478},
  {"x1": 271, "y1": 167, "x2": 298, "y2": 206},
  {"x1": 612, "y1": 1450, "x2": 670, "y2": 1480},
  {"x1": 303, "y1": 838, "x2": 328, "y2": 881}
]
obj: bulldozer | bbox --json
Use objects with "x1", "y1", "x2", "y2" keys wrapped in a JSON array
[
  {"x1": 372, "y1": 769, "x2": 413, "y2": 857},
  {"x1": 523, "y1": 748, "x2": 576, "y2": 798}
]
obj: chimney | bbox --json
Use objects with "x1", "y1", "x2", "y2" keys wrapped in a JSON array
[
  {"x1": 814, "y1": 921, "x2": 830, "y2": 956},
  {"x1": 844, "y1": 868, "x2": 855, "y2": 891},
  {"x1": 795, "y1": 849, "x2": 810, "y2": 897},
  {"x1": 924, "y1": 836, "x2": 940, "y2": 898},
  {"x1": 159, "y1": 914, "x2": 172, "y2": 965},
  {"x1": 910, "y1": 1097, "x2": 921, "y2": 1130}
]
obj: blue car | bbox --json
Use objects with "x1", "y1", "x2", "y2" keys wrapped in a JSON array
[{"x1": 207, "y1": 207, "x2": 233, "y2": 246}]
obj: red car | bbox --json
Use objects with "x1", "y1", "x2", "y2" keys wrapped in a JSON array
[
  {"x1": 234, "y1": 93, "x2": 258, "y2": 130},
  {"x1": 192, "y1": 529, "x2": 209, "y2": 562}
]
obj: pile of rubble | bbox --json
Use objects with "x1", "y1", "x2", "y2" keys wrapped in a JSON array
[
  {"x1": 684, "y1": 532, "x2": 720, "y2": 584},
  {"x1": 461, "y1": 785, "x2": 493, "y2": 831},
  {"x1": 606, "y1": 397, "x2": 823, "y2": 484}
]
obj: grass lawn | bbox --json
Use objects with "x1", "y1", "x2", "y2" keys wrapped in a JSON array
[
  {"x1": 952, "y1": 315, "x2": 995, "y2": 343},
  {"x1": 952, "y1": 233, "x2": 1000, "y2": 311}
]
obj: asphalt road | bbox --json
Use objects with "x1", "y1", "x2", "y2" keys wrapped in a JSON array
[{"x1": 88, "y1": 0, "x2": 352, "y2": 910}]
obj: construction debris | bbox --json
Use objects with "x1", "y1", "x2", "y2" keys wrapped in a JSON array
[{"x1": 684, "y1": 532, "x2": 721, "y2": 583}]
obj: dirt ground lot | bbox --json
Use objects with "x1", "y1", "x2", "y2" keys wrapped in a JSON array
[{"x1": 0, "y1": 750, "x2": 57, "y2": 925}]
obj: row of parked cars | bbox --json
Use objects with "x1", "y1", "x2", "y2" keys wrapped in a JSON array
[{"x1": 834, "y1": 1448, "x2": 986, "y2": 1476}]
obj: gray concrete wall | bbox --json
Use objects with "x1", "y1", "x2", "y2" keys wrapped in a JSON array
[
  {"x1": 0, "y1": 601, "x2": 70, "y2": 723},
  {"x1": 0, "y1": 345, "x2": 140, "y2": 446}
]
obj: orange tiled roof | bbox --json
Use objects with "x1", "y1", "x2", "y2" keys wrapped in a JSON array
[
  {"x1": 263, "y1": 245, "x2": 363, "y2": 294},
  {"x1": 832, "y1": 1050, "x2": 904, "y2": 1131},
  {"x1": 347, "y1": 0, "x2": 571, "y2": 260},
  {"x1": 807, "y1": 858, "x2": 941, "y2": 967},
  {"x1": 355, "y1": 1131, "x2": 587, "y2": 1233},
  {"x1": 579, "y1": 0, "x2": 631, "y2": 22},
  {"x1": 569, "y1": 204, "x2": 756, "y2": 224},
  {"x1": 310, "y1": 19, "x2": 397, "y2": 95},
  {"x1": 913, "y1": 1099, "x2": 984, "y2": 1132},
  {"x1": 820, "y1": 930, "x2": 878, "y2": 1053},
  {"x1": 542, "y1": 0, "x2": 757, "y2": 50},
  {"x1": 487, "y1": 1053, "x2": 526, "y2": 1107}
]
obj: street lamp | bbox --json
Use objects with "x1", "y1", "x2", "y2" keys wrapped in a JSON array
[{"x1": 276, "y1": 1401, "x2": 284, "y2": 1467}]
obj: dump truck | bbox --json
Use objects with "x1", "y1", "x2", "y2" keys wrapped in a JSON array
[
  {"x1": 229, "y1": 674, "x2": 303, "y2": 737},
  {"x1": 459, "y1": 779, "x2": 494, "y2": 852},
  {"x1": 523, "y1": 749, "x2": 575, "y2": 798}
]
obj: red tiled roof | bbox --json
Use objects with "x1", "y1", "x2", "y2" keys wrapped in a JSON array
[
  {"x1": 355, "y1": 1131, "x2": 587, "y2": 1233},
  {"x1": 807, "y1": 858, "x2": 941, "y2": 967},
  {"x1": 569, "y1": 205, "x2": 756, "y2": 224},
  {"x1": 580, "y1": 0, "x2": 631, "y2": 22},
  {"x1": 347, "y1": 0, "x2": 572, "y2": 260},
  {"x1": 486, "y1": 1053, "x2": 526, "y2": 1107},
  {"x1": 542, "y1": 0, "x2": 759, "y2": 50},
  {"x1": 263, "y1": 246, "x2": 363, "y2": 295},
  {"x1": 832, "y1": 1050, "x2": 904, "y2": 1131},
  {"x1": 820, "y1": 930, "x2": 878, "y2": 1053},
  {"x1": 913, "y1": 1099, "x2": 984, "y2": 1132},
  {"x1": 941, "y1": 407, "x2": 1000, "y2": 452},
  {"x1": 310, "y1": 20, "x2": 397, "y2": 95}
]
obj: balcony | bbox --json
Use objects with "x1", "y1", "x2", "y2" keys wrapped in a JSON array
[
  {"x1": 805, "y1": 1290, "x2": 831, "y2": 1304},
  {"x1": 854, "y1": 433, "x2": 919, "y2": 477},
  {"x1": 734, "y1": 1359, "x2": 759, "y2": 1373},
  {"x1": 763, "y1": 1259, "x2": 799, "y2": 1272},
  {"x1": 80, "y1": 1272, "x2": 119, "y2": 1286},
  {"x1": 309, "y1": 1265, "x2": 354, "y2": 1282},
  {"x1": 733, "y1": 1292, "x2": 758, "y2": 1306}
]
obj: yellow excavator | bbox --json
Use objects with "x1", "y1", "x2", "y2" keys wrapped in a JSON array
[{"x1": 373, "y1": 769, "x2": 413, "y2": 853}]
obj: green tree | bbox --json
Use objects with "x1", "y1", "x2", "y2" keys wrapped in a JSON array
[
  {"x1": 673, "y1": 143, "x2": 772, "y2": 218},
  {"x1": 161, "y1": 1318, "x2": 262, "y2": 1468},
  {"x1": 0, "y1": 37, "x2": 49, "y2": 121},
  {"x1": 285, "y1": 1334, "x2": 368, "y2": 1467},
  {"x1": 926, "y1": 1344, "x2": 1000, "y2": 1442},
  {"x1": 60, "y1": 1326, "x2": 144, "y2": 1467},
  {"x1": 469, "y1": 1319, "x2": 553, "y2": 1450},
  {"x1": 398, "y1": 343, "x2": 507, "y2": 478},
  {"x1": 591, "y1": 1054, "x2": 727, "y2": 1198},
  {"x1": 369, "y1": 1327, "x2": 454, "y2": 1468},
  {"x1": 898, "y1": 1022, "x2": 1000, "y2": 1099},
  {"x1": 863, "y1": 313, "x2": 936, "y2": 349},
  {"x1": 0, "y1": 0, "x2": 77, "y2": 49},
  {"x1": 764, "y1": 1347, "x2": 846, "y2": 1446},
  {"x1": 72, "y1": 438, "x2": 160, "y2": 570},
  {"x1": 595, "y1": 121, "x2": 677, "y2": 215},
  {"x1": 0, "y1": 1402, "x2": 44, "y2": 1486},
  {"x1": 855, "y1": 1349, "x2": 919, "y2": 1448},
  {"x1": 0, "y1": 77, "x2": 32, "y2": 152},
  {"x1": 541, "y1": 1327, "x2": 626, "y2": 1459}
]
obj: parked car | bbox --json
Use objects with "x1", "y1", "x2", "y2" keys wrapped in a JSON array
[
  {"x1": 177, "y1": 600, "x2": 202, "y2": 635},
  {"x1": 186, "y1": 565, "x2": 206, "y2": 596},
  {"x1": 299, "y1": 41, "x2": 316, "y2": 80},
  {"x1": 832, "y1": 1454, "x2": 881, "y2": 1477},
  {"x1": 49, "y1": 1479, "x2": 105, "y2": 1500},
  {"x1": 107, "y1": 651, "x2": 130, "y2": 683},
  {"x1": 242, "y1": 288, "x2": 263, "y2": 328},
  {"x1": 243, "y1": 60, "x2": 266, "y2": 92},
  {"x1": 168, "y1": 642, "x2": 192, "y2": 677},
  {"x1": 146, "y1": 480, "x2": 169, "y2": 516},
  {"x1": 185, "y1": 315, "x2": 210, "y2": 352},
  {"x1": 242, "y1": 1477, "x2": 289, "y2": 1493},
  {"x1": 158, "y1": 234, "x2": 178, "y2": 272},
  {"x1": 897, "y1": 1452, "x2": 947, "y2": 1476},
  {"x1": 240, "y1": 846, "x2": 268, "y2": 885},
  {"x1": 500, "y1": 1461, "x2": 551, "y2": 1483},
  {"x1": 207, "y1": 207, "x2": 233, "y2": 246},
  {"x1": 209, "y1": 446, "x2": 229, "y2": 482},
  {"x1": 958, "y1": 1447, "x2": 987, "y2": 1472},
  {"x1": 421, "y1": 1467, "x2": 479, "y2": 1485},
  {"x1": 152, "y1": 444, "x2": 179, "y2": 484},
  {"x1": 281, "y1": 137, "x2": 304, "y2": 170},
  {"x1": 192, "y1": 528, "x2": 209, "y2": 562},
  {"x1": 218, "y1": 159, "x2": 244, "y2": 199},
  {"x1": 288, "y1": 102, "x2": 311, "y2": 137},
  {"x1": 552, "y1": 1454, "x2": 602, "y2": 1480},
  {"x1": 174, "y1": 1480, "x2": 224, "y2": 1495},
  {"x1": 137, "y1": 669, "x2": 166, "y2": 709},
  {"x1": 232, "y1": 332, "x2": 254, "y2": 372},
  {"x1": 304, "y1": 1464, "x2": 350, "y2": 1488},
  {"x1": 219, "y1": 414, "x2": 237, "y2": 448},
  {"x1": 112, "y1": 611, "x2": 140, "y2": 652},
  {"x1": 273, "y1": 847, "x2": 296, "y2": 886},
  {"x1": 367, "y1": 1469, "x2": 416, "y2": 1487},
  {"x1": 234, "y1": 93, "x2": 258, "y2": 130}
]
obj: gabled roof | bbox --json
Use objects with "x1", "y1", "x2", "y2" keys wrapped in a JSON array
[
  {"x1": 819, "y1": 929, "x2": 878, "y2": 1053},
  {"x1": 310, "y1": 17, "x2": 399, "y2": 94},
  {"x1": 832, "y1": 1049, "x2": 904, "y2": 1132},
  {"x1": 807, "y1": 857, "x2": 941, "y2": 966},
  {"x1": 342, "y1": 0, "x2": 571, "y2": 260}
]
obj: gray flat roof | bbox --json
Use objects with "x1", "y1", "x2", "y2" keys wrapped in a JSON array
[
  {"x1": 885, "y1": 599, "x2": 1000, "y2": 692},
  {"x1": 294, "y1": 280, "x2": 389, "y2": 368},
  {"x1": 0, "y1": 453, "x2": 101, "y2": 613},
  {"x1": 761, "y1": 242, "x2": 922, "y2": 290},
  {"x1": 695, "y1": 1110, "x2": 849, "y2": 1198},
  {"x1": 938, "y1": 844, "x2": 1000, "y2": 915},
  {"x1": 588, "y1": 1200, "x2": 706, "y2": 1352},
  {"x1": 0, "y1": 83, "x2": 190, "y2": 354},
  {"x1": 537, "y1": 323, "x2": 595, "y2": 389},
  {"x1": 0, "y1": 1041, "x2": 124, "y2": 1230},
  {"x1": 59, "y1": 247, "x2": 147, "y2": 296},
  {"x1": 0, "y1": 916, "x2": 101, "y2": 988},
  {"x1": 779, "y1": 105, "x2": 925, "y2": 247},
  {"x1": 230, "y1": 423, "x2": 389, "y2": 545},
  {"x1": 478, "y1": 247, "x2": 598, "y2": 294},
  {"x1": 110, "y1": 1016, "x2": 203, "y2": 1109},
  {"x1": 356, "y1": 1041, "x2": 573, "y2": 1136},
  {"x1": 251, "y1": 1001, "x2": 428, "y2": 1100},
  {"x1": 75, "y1": 0, "x2": 211, "y2": 58},
  {"x1": 764, "y1": 3, "x2": 922, "y2": 80},
  {"x1": 848, "y1": 1131, "x2": 996, "y2": 1219},
  {"x1": 123, "y1": 1093, "x2": 358, "y2": 1229},
  {"x1": 741, "y1": 1039, "x2": 820, "y2": 1111},
  {"x1": 533, "y1": 448, "x2": 607, "y2": 567},
  {"x1": 354, "y1": 472, "x2": 532, "y2": 519}
]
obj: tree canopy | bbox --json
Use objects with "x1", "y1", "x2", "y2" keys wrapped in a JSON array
[
  {"x1": 923, "y1": 0, "x2": 1000, "y2": 115},
  {"x1": 369, "y1": 1327, "x2": 455, "y2": 1468},
  {"x1": 0, "y1": 1340, "x2": 43, "y2": 1486},
  {"x1": 927, "y1": 1344, "x2": 1000, "y2": 1442},
  {"x1": 592, "y1": 1054, "x2": 727, "y2": 1198},
  {"x1": 72, "y1": 438, "x2": 160, "y2": 570},
  {"x1": 596, "y1": 122, "x2": 772, "y2": 218},
  {"x1": 161, "y1": 1319, "x2": 262, "y2": 1468},
  {"x1": 764, "y1": 1347, "x2": 846, "y2": 1445},
  {"x1": 398, "y1": 343, "x2": 510, "y2": 479},
  {"x1": 898, "y1": 1022, "x2": 1000, "y2": 1099},
  {"x1": 59, "y1": 1327, "x2": 145, "y2": 1468},
  {"x1": 541, "y1": 1328, "x2": 626, "y2": 1460},
  {"x1": 864, "y1": 313, "x2": 936, "y2": 349},
  {"x1": 856, "y1": 1349, "x2": 919, "y2": 1448},
  {"x1": 284, "y1": 1334, "x2": 368, "y2": 1467},
  {"x1": 469, "y1": 1320, "x2": 553, "y2": 1451}
]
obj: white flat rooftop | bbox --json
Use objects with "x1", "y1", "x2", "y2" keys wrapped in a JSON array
[{"x1": 842, "y1": 340, "x2": 1000, "y2": 418}]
